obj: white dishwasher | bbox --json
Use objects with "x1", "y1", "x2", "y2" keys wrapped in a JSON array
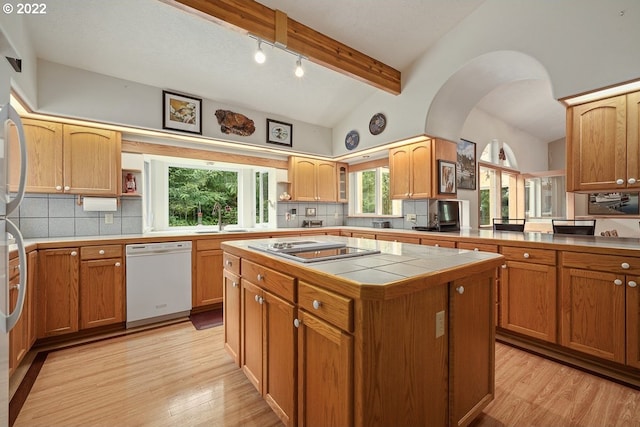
[{"x1": 125, "y1": 241, "x2": 192, "y2": 328}]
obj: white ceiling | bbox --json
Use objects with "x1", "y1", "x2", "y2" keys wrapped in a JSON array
[{"x1": 22, "y1": 0, "x2": 566, "y2": 143}]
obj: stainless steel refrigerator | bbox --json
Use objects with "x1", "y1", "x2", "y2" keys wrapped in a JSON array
[{"x1": 0, "y1": 30, "x2": 28, "y2": 427}]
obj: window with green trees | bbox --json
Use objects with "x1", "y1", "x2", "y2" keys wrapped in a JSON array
[{"x1": 351, "y1": 167, "x2": 400, "y2": 216}]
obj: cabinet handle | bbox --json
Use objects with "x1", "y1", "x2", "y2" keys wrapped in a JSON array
[
  {"x1": 56, "y1": 185, "x2": 62, "y2": 191},
  {"x1": 99, "y1": 249, "x2": 105, "y2": 255},
  {"x1": 64, "y1": 185, "x2": 70, "y2": 191},
  {"x1": 10, "y1": 284, "x2": 20, "y2": 291},
  {"x1": 629, "y1": 281, "x2": 638, "y2": 288},
  {"x1": 232, "y1": 281, "x2": 238, "y2": 288},
  {"x1": 621, "y1": 262, "x2": 630, "y2": 269},
  {"x1": 293, "y1": 318, "x2": 301, "y2": 328},
  {"x1": 523, "y1": 252, "x2": 530, "y2": 259},
  {"x1": 456, "y1": 286, "x2": 465, "y2": 295},
  {"x1": 70, "y1": 251, "x2": 77, "y2": 257},
  {"x1": 501, "y1": 264, "x2": 507, "y2": 269},
  {"x1": 629, "y1": 178, "x2": 637, "y2": 185},
  {"x1": 312, "y1": 300, "x2": 322, "y2": 310},
  {"x1": 115, "y1": 262, "x2": 121, "y2": 267},
  {"x1": 616, "y1": 178, "x2": 625, "y2": 185},
  {"x1": 225, "y1": 260, "x2": 232, "y2": 267},
  {"x1": 614, "y1": 279, "x2": 623, "y2": 286},
  {"x1": 257, "y1": 273, "x2": 264, "y2": 281}
]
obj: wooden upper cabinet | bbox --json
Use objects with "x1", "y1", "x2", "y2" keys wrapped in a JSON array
[
  {"x1": 63, "y1": 125, "x2": 121, "y2": 195},
  {"x1": 8, "y1": 119, "x2": 121, "y2": 195},
  {"x1": 288, "y1": 156, "x2": 337, "y2": 202},
  {"x1": 389, "y1": 138, "x2": 456, "y2": 199},
  {"x1": 8, "y1": 119, "x2": 64, "y2": 193},
  {"x1": 566, "y1": 92, "x2": 640, "y2": 192}
]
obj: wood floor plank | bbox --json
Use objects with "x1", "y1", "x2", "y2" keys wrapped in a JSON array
[{"x1": 13, "y1": 322, "x2": 640, "y2": 427}]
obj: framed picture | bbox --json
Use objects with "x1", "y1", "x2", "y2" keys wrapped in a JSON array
[
  {"x1": 587, "y1": 192, "x2": 639, "y2": 216},
  {"x1": 267, "y1": 119, "x2": 292, "y2": 147},
  {"x1": 438, "y1": 160, "x2": 457, "y2": 194},
  {"x1": 163, "y1": 90, "x2": 202, "y2": 134},
  {"x1": 456, "y1": 139, "x2": 476, "y2": 190}
]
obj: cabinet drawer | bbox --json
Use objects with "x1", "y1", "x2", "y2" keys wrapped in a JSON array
[
  {"x1": 298, "y1": 281, "x2": 353, "y2": 332},
  {"x1": 223, "y1": 253, "x2": 240, "y2": 275},
  {"x1": 80, "y1": 245, "x2": 122, "y2": 260},
  {"x1": 561, "y1": 251, "x2": 640, "y2": 274},
  {"x1": 242, "y1": 259, "x2": 295, "y2": 302},
  {"x1": 197, "y1": 239, "x2": 221, "y2": 251},
  {"x1": 457, "y1": 242, "x2": 499, "y2": 253},
  {"x1": 421, "y1": 238, "x2": 456, "y2": 248},
  {"x1": 500, "y1": 246, "x2": 556, "y2": 265},
  {"x1": 376, "y1": 234, "x2": 421, "y2": 244}
]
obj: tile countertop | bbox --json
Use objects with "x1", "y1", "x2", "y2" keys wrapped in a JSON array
[{"x1": 222, "y1": 235, "x2": 504, "y2": 287}]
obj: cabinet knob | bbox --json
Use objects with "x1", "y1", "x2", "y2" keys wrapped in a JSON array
[
  {"x1": 232, "y1": 281, "x2": 238, "y2": 288},
  {"x1": 501, "y1": 264, "x2": 507, "y2": 269},
  {"x1": 10, "y1": 284, "x2": 20, "y2": 291},
  {"x1": 405, "y1": 192, "x2": 409, "y2": 197},
  {"x1": 523, "y1": 252, "x2": 530, "y2": 259},
  {"x1": 258, "y1": 296, "x2": 264, "y2": 305},
  {"x1": 293, "y1": 318, "x2": 301, "y2": 328},
  {"x1": 616, "y1": 178, "x2": 625, "y2": 185},
  {"x1": 254, "y1": 294, "x2": 260, "y2": 302},
  {"x1": 312, "y1": 300, "x2": 322, "y2": 310},
  {"x1": 257, "y1": 273, "x2": 264, "y2": 281},
  {"x1": 55, "y1": 185, "x2": 62, "y2": 191},
  {"x1": 70, "y1": 251, "x2": 77, "y2": 257},
  {"x1": 473, "y1": 248, "x2": 479, "y2": 251},
  {"x1": 456, "y1": 286, "x2": 465, "y2": 295},
  {"x1": 434, "y1": 244, "x2": 440, "y2": 247},
  {"x1": 621, "y1": 262, "x2": 630, "y2": 269},
  {"x1": 614, "y1": 279, "x2": 623, "y2": 286},
  {"x1": 99, "y1": 249, "x2": 105, "y2": 255},
  {"x1": 115, "y1": 262, "x2": 121, "y2": 267},
  {"x1": 629, "y1": 281, "x2": 638, "y2": 288},
  {"x1": 629, "y1": 178, "x2": 637, "y2": 185},
  {"x1": 225, "y1": 260, "x2": 232, "y2": 267},
  {"x1": 64, "y1": 185, "x2": 70, "y2": 191}
]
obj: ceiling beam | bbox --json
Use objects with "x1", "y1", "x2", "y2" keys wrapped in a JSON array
[{"x1": 163, "y1": 0, "x2": 401, "y2": 95}]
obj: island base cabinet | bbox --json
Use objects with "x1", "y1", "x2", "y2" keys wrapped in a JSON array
[
  {"x1": 450, "y1": 271, "x2": 495, "y2": 427},
  {"x1": 241, "y1": 280, "x2": 263, "y2": 392},
  {"x1": 297, "y1": 310, "x2": 352, "y2": 427},
  {"x1": 223, "y1": 269, "x2": 241, "y2": 366}
]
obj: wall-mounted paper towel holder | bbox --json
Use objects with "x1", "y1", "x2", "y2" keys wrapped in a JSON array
[{"x1": 77, "y1": 196, "x2": 119, "y2": 211}]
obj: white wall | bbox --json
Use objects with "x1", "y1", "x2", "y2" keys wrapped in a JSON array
[
  {"x1": 36, "y1": 60, "x2": 334, "y2": 156},
  {"x1": 0, "y1": 17, "x2": 38, "y2": 106}
]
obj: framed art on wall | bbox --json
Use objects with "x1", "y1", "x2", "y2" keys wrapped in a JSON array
[
  {"x1": 456, "y1": 138, "x2": 476, "y2": 190},
  {"x1": 163, "y1": 90, "x2": 202, "y2": 134},
  {"x1": 438, "y1": 160, "x2": 457, "y2": 194},
  {"x1": 267, "y1": 119, "x2": 293, "y2": 147}
]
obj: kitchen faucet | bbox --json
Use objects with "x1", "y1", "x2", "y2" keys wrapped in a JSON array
[{"x1": 212, "y1": 203, "x2": 226, "y2": 231}]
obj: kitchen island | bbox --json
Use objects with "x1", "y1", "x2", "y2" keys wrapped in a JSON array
[{"x1": 221, "y1": 236, "x2": 504, "y2": 427}]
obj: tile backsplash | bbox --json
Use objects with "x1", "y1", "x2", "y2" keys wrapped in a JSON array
[
  {"x1": 10, "y1": 193, "x2": 143, "y2": 239},
  {"x1": 277, "y1": 201, "x2": 346, "y2": 228}
]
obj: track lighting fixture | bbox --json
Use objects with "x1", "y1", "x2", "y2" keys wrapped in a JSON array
[
  {"x1": 295, "y1": 56, "x2": 304, "y2": 78},
  {"x1": 254, "y1": 39, "x2": 266, "y2": 64}
]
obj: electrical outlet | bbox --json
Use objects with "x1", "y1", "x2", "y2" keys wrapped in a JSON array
[
  {"x1": 105, "y1": 213, "x2": 114, "y2": 224},
  {"x1": 334, "y1": 212, "x2": 339, "y2": 218},
  {"x1": 406, "y1": 213, "x2": 417, "y2": 222},
  {"x1": 435, "y1": 310, "x2": 445, "y2": 338}
]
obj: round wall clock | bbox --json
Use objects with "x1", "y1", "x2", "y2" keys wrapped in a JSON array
[
  {"x1": 369, "y1": 113, "x2": 386, "y2": 135},
  {"x1": 345, "y1": 130, "x2": 360, "y2": 150}
]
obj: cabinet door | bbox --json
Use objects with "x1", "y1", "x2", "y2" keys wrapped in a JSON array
[
  {"x1": 410, "y1": 142, "x2": 432, "y2": 198},
  {"x1": 27, "y1": 251, "x2": 38, "y2": 348},
  {"x1": 316, "y1": 161, "x2": 337, "y2": 201},
  {"x1": 79, "y1": 257, "x2": 124, "y2": 329},
  {"x1": 63, "y1": 125, "x2": 121, "y2": 195},
  {"x1": 560, "y1": 268, "x2": 625, "y2": 363},
  {"x1": 291, "y1": 158, "x2": 318, "y2": 201},
  {"x1": 8, "y1": 261, "x2": 26, "y2": 374},
  {"x1": 194, "y1": 249, "x2": 223, "y2": 307},
  {"x1": 628, "y1": 91, "x2": 640, "y2": 189},
  {"x1": 8, "y1": 119, "x2": 63, "y2": 193},
  {"x1": 568, "y1": 95, "x2": 626, "y2": 191},
  {"x1": 626, "y1": 275, "x2": 640, "y2": 369},
  {"x1": 38, "y1": 248, "x2": 80, "y2": 338},
  {"x1": 223, "y1": 269, "x2": 241, "y2": 366},
  {"x1": 242, "y1": 279, "x2": 264, "y2": 393},
  {"x1": 297, "y1": 310, "x2": 352, "y2": 427},
  {"x1": 264, "y1": 290, "x2": 296, "y2": 427},
  {"x1": 389, "y1": 145, "x2": 411, "y2": 199},
  {"x1": 500, "y1": 261, "x2": 557, "y2": 343},
  {"x1": 449, "y1": 271, "x2": 495, "y2": 427},
  {"x1": 337, "y1": 163, "x2": 348, "y2": 202}
]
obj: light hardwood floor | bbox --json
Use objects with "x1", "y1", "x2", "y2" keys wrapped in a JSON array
[{"x1": 14, "y1": 321, "x2": 640, "y2": 427}]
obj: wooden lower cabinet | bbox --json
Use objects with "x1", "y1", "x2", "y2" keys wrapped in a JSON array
[
  {"x1": 9, "y1": 251, "x2": 38, "y2": 375},
  {"x1": 223, "y1": 269, "x2": 241, "y2": 366},
  {"x1": 499, "y1": 246, "x2": 557, "y2": 343},
  {"x1": 38, "y1": 248, "x2": 80, "y2": 338},
  {"x1": 421, "y1": 238, "x2": 456, "y2": 248},
  {"x1": 628, "y1": 276, "x2": 640, "y2": 369},
  {"x1": 297, "y1": 310, "x2": 352, "y2": 427},
  {"x1": 194, "y1": 249, "x2": 223, "y2": 307},
  {"x1": 79, "y1": 257, "x2": 124, "y2": 329},
  {"x1": 241, "y1": 278, "x2": 296, "y2": 427}
]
